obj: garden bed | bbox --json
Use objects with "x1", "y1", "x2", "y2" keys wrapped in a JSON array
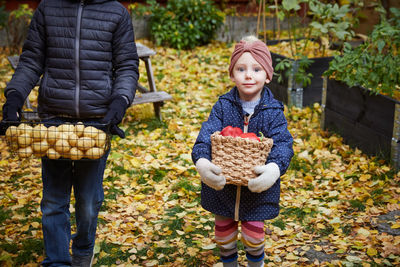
[
  {"x1": 322, "y1": 78, "x2": 400, "y2": 165},
  {"x1": 268, "y1": 51, "x2": 334, "y2": 107}
]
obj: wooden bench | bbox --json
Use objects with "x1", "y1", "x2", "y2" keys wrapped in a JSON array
[{"x1": 7, "y1": 43, "x2": 172, "y2": 120}]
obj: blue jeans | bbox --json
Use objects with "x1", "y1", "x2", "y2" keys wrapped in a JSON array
[{"x1": 40, "y1": 119, "x2": 109, "y2": 266}]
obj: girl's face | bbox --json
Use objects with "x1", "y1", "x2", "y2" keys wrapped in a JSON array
[{"x1": 230, "y1": 52, "x2": 269, "y2": 102}]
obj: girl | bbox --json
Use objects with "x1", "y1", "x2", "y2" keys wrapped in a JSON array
[{"x1": 191, "y1": 36, "x2": 293, "y2": 267}]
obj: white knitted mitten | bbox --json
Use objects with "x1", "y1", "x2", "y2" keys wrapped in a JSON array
[
  {"x1": 248, "y1": 163, "x2": 280, "y2": 193},
  {"x1": 196, "y1": 158, "x2": 226, "y2": 190}
]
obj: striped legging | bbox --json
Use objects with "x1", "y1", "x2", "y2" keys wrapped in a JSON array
[{"x1": 214, "y1": 215, "x2": 265, "y2": 265}]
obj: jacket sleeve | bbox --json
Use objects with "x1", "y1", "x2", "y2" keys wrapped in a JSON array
[
  {"x1": 5, "y1": 1, "x2": 46, "y2": 99},
  {"x1": 266, "y1": 108, "x2": 294, "y2": 175},
  {"x1": 191, "y1": 101, "x2": 223, "y2": 164},
  {"x1": 111, "y1": 7, "x2": 140, "y2": 105}
]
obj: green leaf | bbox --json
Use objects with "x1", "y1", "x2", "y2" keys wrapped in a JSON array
[
  {"x1": 377, "y1": 40, "x2": 386, "y2": 53},
  {"x1": 282, "y1": 0, "x2": 301, "y2": 11}
]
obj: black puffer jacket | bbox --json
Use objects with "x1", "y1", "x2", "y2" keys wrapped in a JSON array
[{"x1": 5, "y1": 0, "x2": 139, "y2": 118}]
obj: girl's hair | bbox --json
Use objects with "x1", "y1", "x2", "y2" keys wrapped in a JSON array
[
  {"x1": 241, "y1": 35, "x2": 260, "y2": 43},
  {"x1": 229, "y1": 35, "x2": 273, "y2": 79}
]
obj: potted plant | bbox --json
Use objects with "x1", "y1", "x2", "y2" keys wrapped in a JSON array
[
  {"x1": 266, "y1": 0, "x2": 359, "y2": 107},
  {"x1": 4, "y1": 4, "x2": 33, "y2": 55},
  {"x1": 322, "y1": 7, "x2": 400, "y2": 166}
]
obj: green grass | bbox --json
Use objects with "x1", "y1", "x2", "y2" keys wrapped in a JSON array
[
  {"x1": 318, "y1": 224, "x2": 334, "y2": 236},
  {"x1": 370, "y1": 188, "x2": 385, "y2": 206},
  {"x1": 137, "y1": 175, "x2": 147, "y2": 185},
  {"x1": 104, "y1": 187, "x2": 122, "y2": 200},
  {"x1": 94, "y1": 241, "x2": 131, "y2": 266},
  {"x1": 9, "y1": 171, "x2": 30, "y2": 183},
  {"x1": 349, "y1": 199, "x2": 366, "y2": 212},
  {"x1": 288, "y1": 155, "x2": 310, "y2": 173},
  {"x1": 340, "y1": 224, "x2": 352, "y2": 235},
  {"x1": 271, "y1": 218, "x2": 286, "y2": 230},
  {"x1": 281, "y1": 206, "x2": 316, "y2": 223},
  {"x1": 172, "y1": 178, "x2": 199, "y2": 193},
  {"x1": 108, "y1": 165, "x2": 130, "y2": 176},
  {"x1": 0, "y1": 207, "x2": 11, "y2": 224},
  {"x1": 11, "y1": 239, "x2": 44, "y2": 265},
  {"x1": 0, "y1": 241, "x2": 18, "y2": 254},
  {"x1": 125, "y1": 118, "x2": 166, "y2": 136},
  {"x1": 16, "y1": 203, "x2": 37, "y2": 217},
  {"x1": 152, "y1": 169, "x2": 166, "y2": 182},
  {"x1": 168, "y1": 193, "x2": 180, "y2": 200},
  {"x1": 321, "y1": 160, "x2": 331, "y2": 169},
  {"x1": 139, "y1": 186, "x2": 154, "y2": 194}
]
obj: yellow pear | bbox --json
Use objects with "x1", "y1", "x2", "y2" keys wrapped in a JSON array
[
  {"x1": 47, "y1": 126, "x2": 59, "y2": 145},
  {"x1": 58, "y1": 123, "x2": 75, "y2": 134},
  {"x1": 5, "y1": 126, "x2": 18, "y2": 142},
  {"x1": 68, "y1": 133, "x2": 79, "y2": 147},
  {"x1": 18, "y1": 133, "x2": 32, "y2": 147},
  {"x1": 17, "y1": 124, "x2": 33, "y2": 136},
  {"x1": 75, "y1": 122, "x2": 85, "y2": 137},
  {"x1": 32, "y1": 124, "x2": 48, "y2": 141},
  {"x1": 47, "y1": 148, "x2": 61, "y2": 160},
  {"x1": 95, "y1": 131, "x2": 107, "y2": 148},
  {"x1": 54, "y1": 139, "x2": 71, "y2": 154},
  {"x1": 76, "y1": 136, "x2": 95, "y2": 151},
  {"x1": 18, "y1": 146, "x2": 33, "y2": 158},
  {"x1": 83, "y1": 126, "x2": 99, "y2": 138},
  {"x1": 69, "y1": 147, "x2": 84, "y2": 160},
  {"x1": 32, "y1": 140, "x2": 49, "y2": 153},
  {"x1": 85, "y1": 147, "x2": 104, "y2": 159}
]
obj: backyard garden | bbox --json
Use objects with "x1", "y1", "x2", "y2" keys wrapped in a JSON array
[{"x1": 0, "y1": 0, "x2": 399, "y2": 266}]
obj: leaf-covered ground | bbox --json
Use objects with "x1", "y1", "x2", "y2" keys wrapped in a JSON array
[{"x1": 0, "y1": 41, "x2": 399, "y2": 266}]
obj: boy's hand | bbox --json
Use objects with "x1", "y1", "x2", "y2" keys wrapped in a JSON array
[
  {"x1": 101, "y1": 96, "x2": 128, "y2": 138},
  {"x1": 2, "y1": 91, "x2": 24, "y2": 121},
  {"x1": 0, "y1": 91, "x2": 25, "y2": 135},
  {"x1": 195, "y1": 158, "x2": 226, "y2": 190},
  {"x1": 248, "y1": 163, "x2": 280, "y2": 193}
]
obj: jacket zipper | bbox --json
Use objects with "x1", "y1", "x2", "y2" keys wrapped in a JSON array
[
  {"x1": 243, "y1": 113, "x2": 252, "y2": 133},
  {"x1": 74, "y1": 0, "x2": 84, "y2": 117},
  {"x1": 234, "y1": 113, "x2": 253, "y2": 221}
]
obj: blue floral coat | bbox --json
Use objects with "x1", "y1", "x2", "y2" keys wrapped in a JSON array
[{"x1": 192, "y1": 86, "x2": 293, "y2": 221}]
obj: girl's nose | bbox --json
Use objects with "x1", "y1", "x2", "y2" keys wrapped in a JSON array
[{"x1": 245, "y1": 70, "x2": 252, "y2": 79}]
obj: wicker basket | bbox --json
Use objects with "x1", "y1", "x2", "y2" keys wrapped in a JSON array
[
  {"x1": 3, "y1": 112, "x2": 111, "y2": 160},
  {"x1": 211, "y1": 131, "x2": 273, "y2": 186}
]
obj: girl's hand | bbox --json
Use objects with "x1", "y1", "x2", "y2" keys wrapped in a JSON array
[
  {"x1": 248, "y1": 163, "x2": 280, "y2": 193},
  {"x1": 195, "y1": 158, "x2": 226, "y2": 190}
]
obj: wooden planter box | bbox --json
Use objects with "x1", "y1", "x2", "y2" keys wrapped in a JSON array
[
  {"x1": 321, "y1": 78, "x2": 400, "y2": 168},
  {"x1": 268, "y1": 50, "x2": 334, "y2": 108}
]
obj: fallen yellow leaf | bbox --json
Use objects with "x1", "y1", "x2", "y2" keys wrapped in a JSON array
[
  {"x1": 367, "y1": 247, "x2": 378, "y2": 256},
  {"x1": 391, "y1": 223, "x2": 400, "y2": 229},
  {"x1": 31, "y1": 222, "x2": 40, "y2": 228}
]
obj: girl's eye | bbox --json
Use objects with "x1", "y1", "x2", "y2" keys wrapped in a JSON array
[
  {"x1": 237, "y1": 67, "x2": 245, "y2": 72},
  {"x1": 254, "y1": 67, "x2": 262, "y2": 72}
]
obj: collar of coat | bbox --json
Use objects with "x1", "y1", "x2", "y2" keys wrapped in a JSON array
[{"x1": 220, "y1": 85, "x2": 284, "y2": 111}]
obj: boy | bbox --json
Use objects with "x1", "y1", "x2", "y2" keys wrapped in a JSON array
[{"x1": 0, "y1": 0, "x2": 139, "y2": 265}]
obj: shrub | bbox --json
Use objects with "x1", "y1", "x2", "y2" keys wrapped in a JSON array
[
  {"x1": 325, "y1": 7, "x2": 400, "y2": 99},
  {"x1": 132, "y1": 0, "x2": 224, "y2": 50},
  {"x1": 6, "y1": 4, "x2": 33, "y2": 55},
  {"x1": 0, "y1": 5, "x2": 8, "y2": 30}
]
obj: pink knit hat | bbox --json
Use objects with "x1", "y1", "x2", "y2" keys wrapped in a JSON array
[{"x1": 229, "y1": 40, "x2": 273, "y2": 80}]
